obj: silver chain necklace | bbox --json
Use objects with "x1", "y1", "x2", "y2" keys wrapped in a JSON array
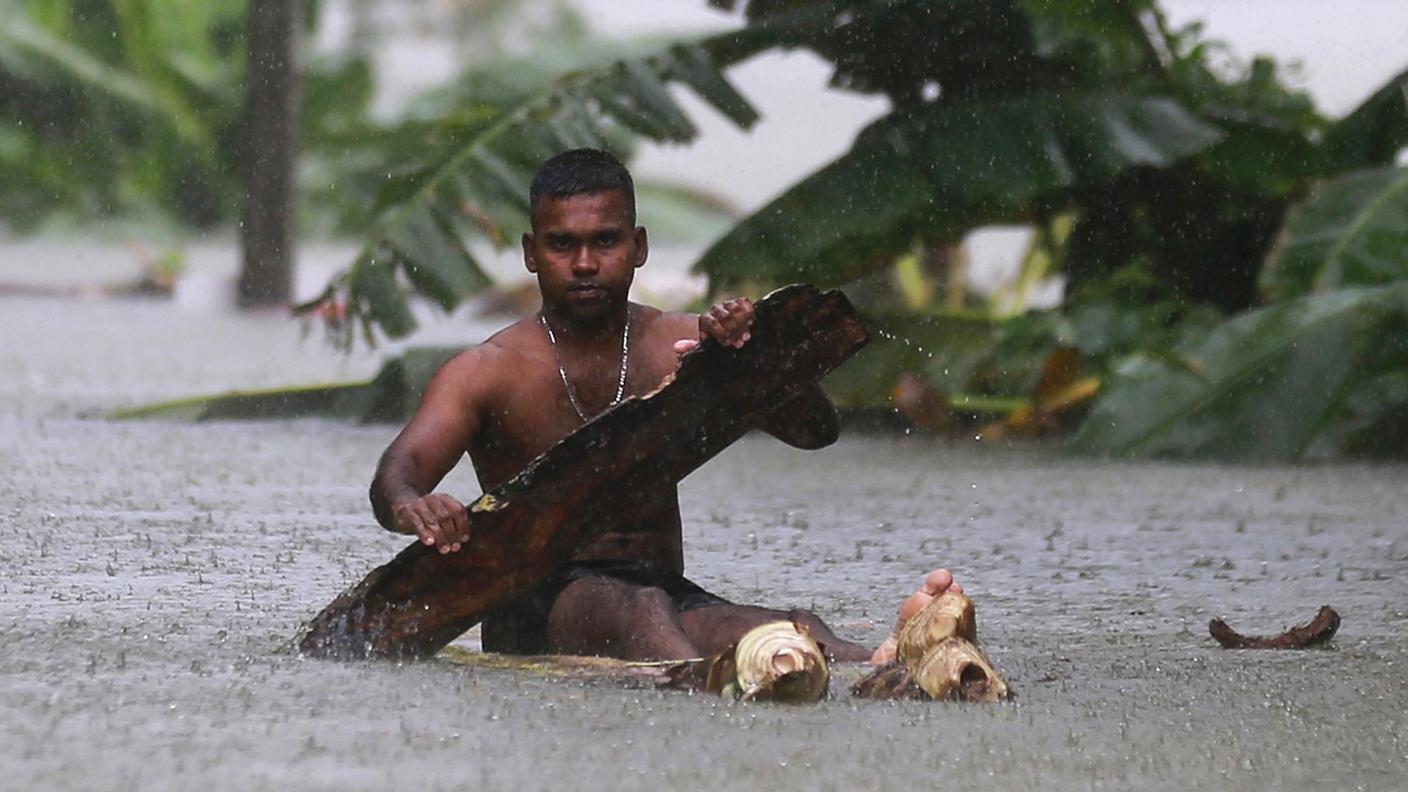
[{"x1": 540, "y1": 307, "x2": 631, "y2": 421}]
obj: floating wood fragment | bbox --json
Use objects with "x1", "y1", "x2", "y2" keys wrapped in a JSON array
[
  {"x1": 1208, "y1": 606, "x2": 1341, "y2": 649},
  {"x1": 852, "y1": 592, "x2": 1011, "y2": 703},
  {"x1": 295, "y1": 285, "x2": 869, "y2": 660},
  {"x1": 437, "y1": 645, "x2": 688, "y2": 687},
  {"x1": 850, "y1": 662, "x2": 922, "y2": 699}
]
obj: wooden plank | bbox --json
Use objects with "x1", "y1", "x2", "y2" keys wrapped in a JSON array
[{"x1": 295, "y1": 284, "x2": 869, "y2": 659}]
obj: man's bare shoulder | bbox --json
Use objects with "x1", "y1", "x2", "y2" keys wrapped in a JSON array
[
  {"x1": 434, "y1": 317, "x2": 545, "y2": 385},
  {"x1": 639, "y1": 305, "x2": 698, "y2": 342}
]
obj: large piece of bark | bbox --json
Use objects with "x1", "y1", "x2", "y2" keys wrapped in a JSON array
[{"x1": 296, "y1": 285, "x2": 869, "y2": 659}]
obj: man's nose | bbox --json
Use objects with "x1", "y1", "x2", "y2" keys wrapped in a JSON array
[{"x1": 570, "y1": 245, "x2": 598, "y2": 274}]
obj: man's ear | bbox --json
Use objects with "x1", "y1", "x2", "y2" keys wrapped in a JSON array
[
  {"x1": 522, "y1": 232, "x2": 538, "y2": 273},
  {"x1": 633, "y1": 226, "x2": 649, "y2": 269}
]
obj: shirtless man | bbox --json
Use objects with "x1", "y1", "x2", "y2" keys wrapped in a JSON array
[{"x1": 369, "y1": 148, "x2": 958, "y2": 663}]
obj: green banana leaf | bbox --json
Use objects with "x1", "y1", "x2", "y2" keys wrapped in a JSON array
[
  {"x1": 113, "y1": 347, "x2": 462, "y2": 423},
  {"x1": 634, "y1": 181, "x2": 738, "y2": 244},
  {"x1": 716, "y1": 0, "x2": 1159, "y2": 98},
  {"x1": 695, "y1": 92, "x2": 1222, "y2": 288},
  {"x1": 1260, "y1": 167, "x2": 1408, "y2": 299},
  {"x1": 0, "y1": 6, "x2": 165, "y2": 114},
  {"x1": 1068, "y1": 282, "x2": 1408, "y2": 459},
  {"x1": 1319, "y1": 66, "x2": 1408, "y2": 173},
  {"x1": 0, "y1": 0, "x2": 284, "y2": 230}
]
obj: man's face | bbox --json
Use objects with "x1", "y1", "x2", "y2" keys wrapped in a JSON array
[{"x1": 523, "y1": 190, "x2": 646, "y2": 323}]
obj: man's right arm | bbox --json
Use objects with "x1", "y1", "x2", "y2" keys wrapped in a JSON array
[{"x1": 369, "y1": 349, "x2": 487, "y2": 553}]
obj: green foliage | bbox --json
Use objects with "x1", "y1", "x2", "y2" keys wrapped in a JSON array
[
  {"x1": 296, "y1": 34, "x2": 765, "y2": 349},
  {"x1": 1320, "y1": 66, "x2": 1408, "y2": 172},
  {"x1": 1261, "y1": 167, "x2": 1408, "y2": 298},
  {"x1": 687, "y1": 0, "x2": 1353, "y2": 332},
  {"x1": 313, "y1": 0, "x2": 1408, "y2": 458},
  {"x1": 1069, "y1": 283, "x2": 1408, "y2": 459},
  {"x1": 698, "y1": 93, "x2": 1223, "y2": 288},
  {"x1": 1064, "y1": 63, "x2": 1408, "y2": 459},
  {"x1": 0, "y1": 0, "x2": 370, "y2": 231},
  {"x1": 10, "y1": 0, "x2": 1408, "y2": 457}
]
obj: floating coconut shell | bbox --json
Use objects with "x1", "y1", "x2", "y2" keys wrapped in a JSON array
[
  {"x1": 894, "y1": 590, "x2": 976, "y2": 667},
  {"x1": 854, "y1": 592, "x2": 1011, "y2": 702},
  {"x1": 701, "y1": 621, "x2": 831, "y2": 703},
  {"x1": 911, "y1": 637, "x2": 1009, "y2": 702}
]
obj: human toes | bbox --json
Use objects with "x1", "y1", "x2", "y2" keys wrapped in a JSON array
[
  {"x1": 921, "y1": 568, "x2": 955, "y2": 595},
  {"x1": 895, "y1": 568, "x2": 964, "y2": 627},
  {"x1": 896, "y1": 587, "x2": 936, "y2": 626}
]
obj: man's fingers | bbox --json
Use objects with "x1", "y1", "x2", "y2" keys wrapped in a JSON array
[
  {"x1": 397, "y1": 493, "x2": 473, "y2": 549},
  {"x1": 403, "y1": 503, "x2": 445, "y2": 548},
  {"x1": 406, "y1": 512, "x2": 437, "y2": 547},
  {"x1": 444, "y1": 502, "x2": 470, "y2": 547},
  {"x1": 427, "y1": 497, "x2": 469, "y2": 551},
  {"x1": 674, "y1": 338, "x2": 698, "y2": 356},
  {"x1": 722, "y1": 299, "x2": 754, "y2": 347},
  {"x1": 394, "y1": 496, "x2": 469, "y2": 553},
  {"x1": 703, "y1": 299, "x2": 754, "y2": 348}
]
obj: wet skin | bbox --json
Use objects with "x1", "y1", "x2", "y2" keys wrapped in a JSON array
[{"x1": 369, "y1": 189, "x2": 956, "y2": 661}]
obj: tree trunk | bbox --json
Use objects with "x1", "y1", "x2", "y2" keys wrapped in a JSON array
[{"x1": 238, "y1": 0, "x2": 302, "y2": 308}]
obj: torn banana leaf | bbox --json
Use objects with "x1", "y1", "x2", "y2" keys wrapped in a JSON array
[{"x1": 1068, "y1": 283, "x2": 1408, "y2": 459}]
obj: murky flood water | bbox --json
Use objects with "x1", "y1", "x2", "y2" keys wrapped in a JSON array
[{"x1": 3, "y1": 287, "x2": 1406, "y2": 791}]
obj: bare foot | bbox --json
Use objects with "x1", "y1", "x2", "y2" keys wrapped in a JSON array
[{"x1": 869, "y1": 568, "x2": 963, "y2": 665}]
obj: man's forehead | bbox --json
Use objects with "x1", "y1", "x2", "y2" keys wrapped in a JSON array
[{"x1": 533, "y1": 190, "x2": 633, "y2": 230}]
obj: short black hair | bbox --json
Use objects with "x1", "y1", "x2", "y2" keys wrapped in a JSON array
[{"x1": 529, "y1": 148, "x2": 636, "y2": 228}]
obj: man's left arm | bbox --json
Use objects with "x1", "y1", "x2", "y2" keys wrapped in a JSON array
[{"x1": 678, "y1": 297, "x2": 840, "y2": 450}]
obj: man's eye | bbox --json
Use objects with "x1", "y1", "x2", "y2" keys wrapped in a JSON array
[
  {"x1": 550, "y1": 237, "x2": 573, "y2": 249},
  {"x1": 594, "y1": 234, "x2": 619, "y2": 247}
]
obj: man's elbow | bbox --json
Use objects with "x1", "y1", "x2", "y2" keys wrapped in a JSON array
[{"x1": 369, "y1": 482, "x2": 396, "y2": 532}]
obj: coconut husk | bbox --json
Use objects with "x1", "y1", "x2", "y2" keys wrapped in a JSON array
[{"x1": 853, "y1": 592, "x2": 1011, "y2": 703}]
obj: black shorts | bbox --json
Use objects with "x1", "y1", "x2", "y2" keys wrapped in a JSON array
[{"x1": 481, "y1": 560, "x2": 730, "y2": 654}]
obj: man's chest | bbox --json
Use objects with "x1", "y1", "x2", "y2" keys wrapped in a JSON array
[{"x1": 472, "y1": 345, "x2": 680, "y2": 475}]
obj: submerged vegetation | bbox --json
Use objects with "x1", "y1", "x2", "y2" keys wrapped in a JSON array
[{"x1": 5, "y1": 0, "x2": 1408, "y2": 459}]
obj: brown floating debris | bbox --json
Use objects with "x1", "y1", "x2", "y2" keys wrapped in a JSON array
[
  {"x1": 850, "y1": 662, "x2": 922, "y2": 699},
  {"x1": 438, "y1": 646, "x2": 684, "y2": 686},
  {"x1": 852, "y1": 592, "x2": 1011, "y2": 703},
  {"x1": 1209, "y1": 606, "x2": 1341, "y2": 649},
  {"x1": 910, "y1": 637, "x2": 1009, "y2": 702},
  {"x1": 294, "y1": 285, "x2": 869, "y2": 660}
]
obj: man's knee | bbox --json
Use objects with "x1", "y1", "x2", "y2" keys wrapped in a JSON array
[
  {"x1": 628, "y1": 584, "x2": 676, "y2": 613},
  {"x1": 548, "y1": 578, "x2": 696, "y2": 659},
  {"x1": 786, "y1": 608, "x2": 829, "y2": 633},
  {"x1": 549, "y1": 578, "x2": 673, "y2": 633}
]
